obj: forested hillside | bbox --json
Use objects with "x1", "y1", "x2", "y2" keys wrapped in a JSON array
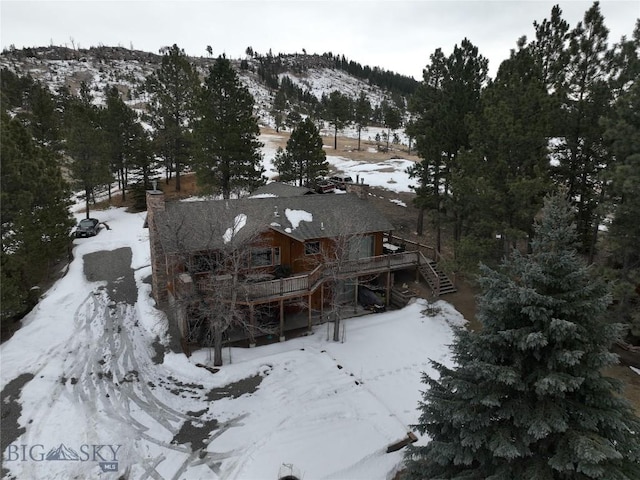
[
  {"x1": 0, "y1": 42, "x2": 412, "y2": 328},
  {"x1": 1, "y1": 2, "x2": 638, "y2": 346}
]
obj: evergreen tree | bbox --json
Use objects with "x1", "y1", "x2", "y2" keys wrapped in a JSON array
[
  {"x1": 64, "y1": 82, "x2": 111, "y2": 218},
  {"x1": 404, "y1": 191, "x2": 640, "y2": 480},
  {"x1": 285, "y1": 109, "x2": 302, "y2": 130},
  {"x1": 272, "y1": 146, "x2": 289, "y2": 182},
  {"x1": 602, "y1": 80, "x2": 640, "y2": 341},
  {"x1": 1, "y1": 111, "x2": 74, "y2": 323},
  {"x1": 323, "y1": 90, "x2": 352, "y2": 149},
  {"x1": 382, "y1": 100, "x2": 402, "y2": 151},
  {"x1": 129, "y1": 122, "x2": 156, "y2": 189},
  {"x1": 608, "y1": 20, "x2": 640, "y2": 96},
  {"x1": 0, "y1": 67, "x2": 31, "y2": 108},
  {"x1": 406, "y1": 48, "x2": 448, "y2": 242},
  {"x1": 354, "y1": 91, "x2": 372, "y2": 151},
  {"x1": 23, "y1": 78, "x2": 61, "y2": 148},
  {"x1": 463, "y1": 40, "x2": 553, "y2": 257},
  {"x1": 531, "y1": 4, "x2": 571, "y2": 109},
  {"x1": 193, "y1": 55, "x2": 265, "y2": 198},
  {"x1": 552, "y1": 3, "x2": 612, "y2": 260},
  {"x1": 272, "y1": 87, "x2": 287, "y2": 132},
  {"x1": 1, "y1": 68, "x2": 61, "y2": 148},
  {"x1": 102, "y1": 85, "x2": 139, "y2": 201},
  {"x1": 274, "y1": 117, "x2": 327, "y2": 186},
  {"x1": 145, "y1": 44, "x2": 199, "y2": 191},
  {"x1": 407, "y1": 39, "x2": 488, "y2": 243}
]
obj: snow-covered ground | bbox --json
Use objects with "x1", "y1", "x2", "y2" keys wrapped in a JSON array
[
  {"x1": 258, "y1": 130, "x2": 415, "y2": 195},
  {"x1": 1, "y1": 221, "x2": 461, "y2": 479},
  {"x1": 4, "y1": 133, "x2": 638, "y2": 479},
  {"x1": 2, "y1": 139, "x2": 458, "y2": 480}
]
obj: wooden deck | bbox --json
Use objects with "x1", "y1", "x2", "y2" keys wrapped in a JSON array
[{"x1": 177, "y1": 251, "x2": 421, "y2": 303}]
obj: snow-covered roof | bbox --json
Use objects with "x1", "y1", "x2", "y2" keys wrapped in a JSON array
[
  {"x1": 222, "y1": 214, "x2": 247, "y2": 244},
  {"x1": 154, "y1": 193, "x2": 393, "y2": 252},
  {"x1": 285, "y1": 208, "x2": 312, "y2": 229}
]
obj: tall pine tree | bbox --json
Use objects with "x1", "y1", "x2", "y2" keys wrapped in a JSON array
[
  {"x1": 407, "y1": 39, "x2": 488, "y2": 245},
  {"x1": 1, "y1": 111, "x2": 74, "y2": 323},
  {"x1": 102, "y1": 85, "x2": 139, "y2": 201},
  {"x1": 551, "y1": 3, "x2": 612, "y2": 260},
  {"x1": 602, "y1": 80, "x2": 640, "y2": 342},
  {"x1": 64, "y1": 82, "x2": 111, "y2": 218},
  {"x1": 193, "y1": 55, "x2": 265, "y2": 198},
  {"x1": 404, "y1": 191, "x2": 640, "y2": 479},
  {"x1": 464, "y1": 39, "x2": 553, "y2": 255},
  {"x1": 145, "y1": 44, "x2": 199, "y2": 191},
  {"x1": 382, "y1": 100, "x2": 402, "y2": 152},
  {"x1": 531, "y1": 4, "x2": 571, "y2": 114},
  {"x1": 273, "y1": 117, "x2": 327, "y2": 186},
  {"x1": 354, "y1": 91, "x2": 372, "y2": 151},
  {"x1": 322, "y1": 90, "x2": 352, "y2": 150}
]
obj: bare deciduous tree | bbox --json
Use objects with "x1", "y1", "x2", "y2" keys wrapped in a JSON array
[
  {"x1": 161, "y1": 201, "x2": 274, "y2": 365},
  {"x1": 309, "y1": 213, "x2": 377, "y2": 342}
]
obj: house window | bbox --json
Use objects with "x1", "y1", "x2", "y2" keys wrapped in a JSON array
[
  {"x1": 304, "y1": 241, "x2": 320, "y2": 255},
  {"x1": 251, "y1": 247, "x2": 281, "y2": 267},
  {"x1": 348, "y1": 235, "x2": 374, "y2": 260},
  {"x1": 189, "y1": 253, "x2": 219, "y2": 274}
]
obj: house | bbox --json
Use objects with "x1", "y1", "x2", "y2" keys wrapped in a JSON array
[
  {"x1": 145, "y1": 187, "x2": 430, "y2": 349},
  {"x1": 249, "y1": 182, "x2": 314, "y2": 197}
]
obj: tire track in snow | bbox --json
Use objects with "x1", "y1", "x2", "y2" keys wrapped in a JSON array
[{"x1": 7, "y1": 283, "x2": 244, "y2": 479}]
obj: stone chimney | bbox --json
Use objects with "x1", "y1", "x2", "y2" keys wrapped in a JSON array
[
  {"x1": 146, "y1": 185, "x2": 167, "y2": 304},
  {"x1": 146, "y1": 181, "x2": 165, "y2": 219},
  {"x1": 345, "y1": 179, "x2": 370, "y2": 200}
]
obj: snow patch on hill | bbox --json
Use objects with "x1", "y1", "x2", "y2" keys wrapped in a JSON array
[{"x1": 0, "y1": 50, "x2": 403, "y2": 139}]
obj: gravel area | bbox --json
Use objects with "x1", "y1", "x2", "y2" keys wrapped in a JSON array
[{"x1": 83, "y1": 247, "x2": 137, "y2": 305}]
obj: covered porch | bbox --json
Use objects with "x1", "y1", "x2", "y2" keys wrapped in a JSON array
[{"x1": 175, "y1": 250, "x2": 427, "y2": 348}]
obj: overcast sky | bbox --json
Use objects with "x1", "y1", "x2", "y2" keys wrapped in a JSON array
[{"x1": 1, "y1": 1, "x2": 638, "y2": 79}]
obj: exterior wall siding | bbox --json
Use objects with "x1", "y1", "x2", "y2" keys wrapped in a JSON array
[
  {"x1": 146, "y1": 190, "x2": 167, "y2": 304},
  {"x1": 147, "y1": 190, "x2": 403, "y2": 346}
]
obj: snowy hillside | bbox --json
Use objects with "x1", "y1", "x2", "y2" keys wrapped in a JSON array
[
  {"x1": 0, "y1": 46, "x2": 401, "y2": 129},
  {"x1": 278, "y1": 68, "x2": 389, "y2": 107}
]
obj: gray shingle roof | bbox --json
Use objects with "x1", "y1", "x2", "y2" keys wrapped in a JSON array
[
  {"x1": 154, "y1": 193, "x2": 393, "y2": 253},
  {"x1": 250, "y1": 182, "x2": 313, "y2": 197}
]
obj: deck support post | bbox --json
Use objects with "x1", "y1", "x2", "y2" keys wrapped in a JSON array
[
  {"x1": 249, "y1": 304, "x2": 256, "y2": 348},
  {"x1": 307, "y1": 293, "x2": 312, "y2": 331},
  {"x1": 279, "y1": 299, "x2": 285, "y2": 342},
  {"x1": 354, "y1": 277, "x2": 359, "y2": 313}
]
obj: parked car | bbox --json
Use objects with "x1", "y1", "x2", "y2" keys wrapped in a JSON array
[
  {"x1": 313, "y1": 178, "x2": 336, "y2": 194},
  {"x1": 329, "y1": 174, "x2": 354, "y2": 190},
  {"x1": 75, "y1": 218, "x2": 100, "y2": 237}
]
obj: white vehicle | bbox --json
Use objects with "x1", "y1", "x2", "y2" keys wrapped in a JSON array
[{"x1": 329, "y1": 174, "x2": 353, "y2": 190}]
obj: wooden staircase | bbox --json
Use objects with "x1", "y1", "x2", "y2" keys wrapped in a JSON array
[
  {"x1": 418, "y1": 258, "x2": 457, "y2": 296},
  {"x1": 387, "y1": 235, "x2": 457, "y2": 297}
]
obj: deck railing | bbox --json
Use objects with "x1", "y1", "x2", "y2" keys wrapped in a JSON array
[
  {"x1": 339, "y1": 251, "x2": 419, "y2": 275},
  {"x1": 417, "y1": 251, "x2": 441, "y2": 295},
  {"x1": 176, "y1": 251, "x2": 420, "y2": 302},
  {"x1": 242, "y1": 267, "x2": 320, "y2": 299},
  {"x1": 389, "y1": 235, "x2": 437, "y2": 262}
]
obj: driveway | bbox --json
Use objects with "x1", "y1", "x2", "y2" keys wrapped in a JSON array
[{"x1": 1, "y1": 247, "x2": 252, "y2": 479}]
